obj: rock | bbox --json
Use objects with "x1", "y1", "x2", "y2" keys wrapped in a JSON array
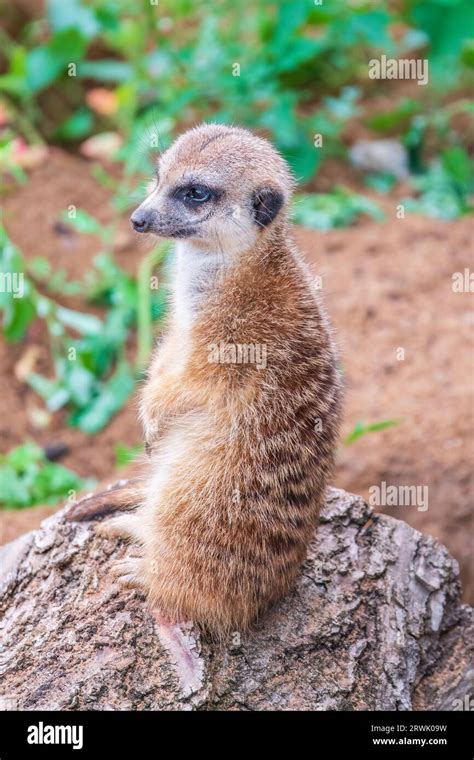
[
  {"x1": 349, "y1": 139, "x2": 410, "y2": 180},
  {"x1": 0, "y1": 486, "x2": 472, "y2": 711}
]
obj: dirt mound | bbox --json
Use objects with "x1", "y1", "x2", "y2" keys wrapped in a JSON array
[{"x1": 296, "y1": 216, "x2": 473, "y2": 601}]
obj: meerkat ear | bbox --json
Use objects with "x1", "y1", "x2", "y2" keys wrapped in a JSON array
[{"x1": 252, "y1": 186, "x2": 284, "y2": 227}]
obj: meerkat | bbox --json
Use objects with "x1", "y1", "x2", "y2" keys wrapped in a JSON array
[{"x1": 69, "y1": 124, "x2": 343, "y2": 637}]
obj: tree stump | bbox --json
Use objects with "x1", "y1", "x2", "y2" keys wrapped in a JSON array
[{"x1": 0, "y1": 486, "x2": 472, "y2": 711}]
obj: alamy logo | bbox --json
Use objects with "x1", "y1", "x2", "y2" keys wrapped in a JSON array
[
  {"x1": 0, "y1": 271, "x2": 24, "y2": 298},
  {"x1": 208, "y1": 341, "x2": 267, "y2": 370},
  {"x1": 452, "y1": 695, "x2": 474, "y2": 711},
  {"x1": 369, "y1": 55, "x2": 429, "y2": 86},
  {"x1": 27, "y1": 721, "x2": 83, "y2": 750},
  {"x1": 369, "y1": 481, "x2": 429, "y2": 512},
  {"x1": 452, "y1": 268, "x2": 474, "y2": 293}
]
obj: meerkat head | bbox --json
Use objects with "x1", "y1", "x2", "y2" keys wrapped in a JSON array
[{"x1": 130, "y1": 124, "x2": 295, "y2": 255}]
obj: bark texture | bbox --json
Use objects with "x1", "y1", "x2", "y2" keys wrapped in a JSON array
[{"x1": 0, "y1": 486, "x2": 472, "y2": 711}]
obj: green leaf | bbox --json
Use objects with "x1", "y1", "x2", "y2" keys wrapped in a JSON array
[
  {"x1": 6, "y1": 441, "x2": 43, "y2": 469},
  {"x1": 1, "y1": 296, "x2": 36, "y2": 342},
  {"x1": 31, "y1": 462, "x2": 85, "y2": 505},
  {"x1": 26, "y1": 373, "x2": 70, "y2": 411},
  {"x1": 0, "y1": 230, "x2": 36, "y2": 341},
  {"x1": 25, "y1": 47, "x2": 62, "y2": 92},
  {"x1": 0, "y1": 465, "x2": 32, "y2": 507},
  {"x1": 77, "y1": 60, "x2": 133, "y2": 83},
  {"x1": 271, "y1": 0, "x2": 313, "y2": 50},
  {"x1": 344, "y1": 419, "x2": 401, "y2": 445},
  {"x1": 273, "y1": 38, "x2": 324, "y2": 74},
  {"x1": 442, "y1": 146, "x2": 472, "y2": 191},
  {"x1": 461, "y1": 39, "x2": 474, "y2": 67},
  {"x1": 64, "y1": 363, "x2": 96, "y2": 407},
  {"x1": 29, "y1": 256, "x2": 51, "y2": 280},
  {"x1": 408, "y1": 0, "x2": 474, "y2": 83},
  {"x1": 0, "y1": 441, "x2": 93, "y2": 509},
  {"x1": 366, "y1": 100, "x2": 420, "y2": 132},
  {"x1": 55, "y1": 306, "x2": 103, "y2": 336},
  {"x1": 47, "y1": 0, "x2": 100, "y2": 39},
  {"x1": 330, "y1": 9, "x2": 392, "y2": 48},
  {"x1": 115, "y1": 442, "x2": 143, "y2": 468},
  {"x1": 70, "y1": 362, "x2": 135, "y2": 433},
  {"x1": 364, "y1": 173, "x2": 398, "y2": 194},
  {"x1": 55, "y1": 108, "x2": 94, "y2": 140},
  {"x1": 26, "y1": 30, "x2": 86, "y2": 92},
  {"x1": 0, "y1": 46, "x2": 28, "y2": 97}
]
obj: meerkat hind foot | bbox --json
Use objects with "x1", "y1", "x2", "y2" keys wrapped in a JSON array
[{"x1": 110, "y1": 557, "x2": 145, "y2": 589}]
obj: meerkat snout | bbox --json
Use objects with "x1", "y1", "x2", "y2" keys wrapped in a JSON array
[
  {"x1": 130, "y1": 123, "x2": 294, "y2": 254},
  {"x1": 130, "y1": 207, "x2": 152, "y2": 233}
]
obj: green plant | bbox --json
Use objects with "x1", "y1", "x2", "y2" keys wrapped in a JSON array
[
  {"x1": 115, "y1": 441, "x2": 143, "y2": 468},
  {"x1": 291, "y1": 187, "x2": 384, "y2": 230},
  {"x1": 0, "y1": 223, "x2": 167, "y2": 433},
  {"x1": 367, "y1": 98, "x2": 474, "y2": 174},
  {"x1": 3, "y1": 0, "x2": 470, "y2": 184},
  {"x1": 344, "y1": 419, "x2": 401, "y2": 445},
  {"x1": 402, "y1": 146, "x2": 474, "y2": 219},
  {"x1": 0, "y1": 441, "x2": 94, "y2": 509},
  {"x1": 404, "y1": 0, "x2": 474, "y2": 87}
]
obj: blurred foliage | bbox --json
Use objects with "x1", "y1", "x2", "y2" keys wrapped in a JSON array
[
  {"x1": 367, "y1": 97, "x2": 474, "y2": 171},
  {"x1": 402, "y1": 145, "x2": 474, "y2": 218},
  {"x1": 0, "y1": 223, "x2": 168, "y2": 433},
  {"x1": 0, "y1": 0, "x2": 472, "y2": 182},
  {"x1": 292, "y1": 187, "x2": 384, "y2": 229},
  {"x1": 0, "y1": 441, "x2": 94, "y2": 509}
]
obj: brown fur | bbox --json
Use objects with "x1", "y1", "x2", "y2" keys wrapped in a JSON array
[{"x1": 86, "y1": 125, "x2": 343, "y2": 636}]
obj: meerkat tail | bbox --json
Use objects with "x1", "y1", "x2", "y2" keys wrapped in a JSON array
[{"x1": 65, "y1": 478, "x2": 146, "y2": 522}]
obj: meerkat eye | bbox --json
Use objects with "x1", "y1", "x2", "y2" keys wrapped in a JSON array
[{"x1": 177, "y1": 184, "x2": 212, "y2": 204}]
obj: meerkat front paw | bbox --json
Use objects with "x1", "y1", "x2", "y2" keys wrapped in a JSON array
[
  {"x1": 110, "y1": 557, "x2": 145, "y2": 590},
  {"x1": 139, "y1": 396, "x2": 166, "y2": 447},
  {"x1": 98, "y1": 514, "x2": 147, "y2": 590},
  {"x1": 96, "y1": 513, "x2": 142, "y2": 542}
]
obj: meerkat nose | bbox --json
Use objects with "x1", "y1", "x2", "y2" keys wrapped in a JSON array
[{"x1": 130, "y1": 208, "x2": 151, "y2": 233}]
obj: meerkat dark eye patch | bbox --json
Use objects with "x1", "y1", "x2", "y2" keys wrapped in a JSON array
[
  {"x1": 252, "y1": 187, "x2": 284, "y2": 227},
  {"x1": 172, "y1": 183, "x2": 216, "y2": 205}
]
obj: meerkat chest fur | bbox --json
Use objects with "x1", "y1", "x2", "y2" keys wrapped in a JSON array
[
  {"x1": 105, "y1": 124, "x2": 343, "y2": 638},
  {"x1": 172, "y1": 241, "x2": 233, "y2": 332}
]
